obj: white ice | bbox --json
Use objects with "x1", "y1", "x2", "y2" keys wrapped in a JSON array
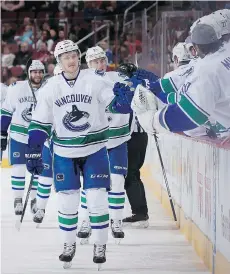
[{"x1": 1, "y1": 168, "x2": 210, "y2": 274}]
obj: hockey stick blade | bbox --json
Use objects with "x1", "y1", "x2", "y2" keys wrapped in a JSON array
[
  {"x1": 16, "y1": 172, "x2": 35, "y2": 231},
  {"x1": 153, "y1": 134, "x2": 177, "y2": 221}
]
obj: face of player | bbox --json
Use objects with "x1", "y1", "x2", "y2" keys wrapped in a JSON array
[
  {"x1": 89, "y1": 57, "x2": 107, "y2": 71},
  {"x1": 60, "y1": 51, "x2": 79, "y2": 74},
  {"x1": 30, "y1": 70, "x2": 44, "y2": 86}
]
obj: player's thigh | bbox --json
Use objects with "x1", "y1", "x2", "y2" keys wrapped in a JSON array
[
  {"x1": 83, "y1": 147, "x2": 111, "y2": 190},
  {"x1": 108, "y1": 142, "x2": 128, "y2": 176},
  {"x1": 53, "y1": 153, "x2": 80, "y2": 192},
  {"x1": 9, "y1": 138, "x2": 26, "y2": 165}
]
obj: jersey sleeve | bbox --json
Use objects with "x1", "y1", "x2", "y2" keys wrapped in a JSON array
[
  {"x1": 28, "y1": 83, "x2": 53, "y2": 146},
  {"x1": 0, "y1": 84, "x2": 17, "y2": 132},
  {"x1": 158, "y1": 72, "x2": 214, "y2": 132}
]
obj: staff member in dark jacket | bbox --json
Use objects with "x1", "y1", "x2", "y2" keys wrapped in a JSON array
[{"x1": 123, "y1": 113, "x2": 149, "y2": 227}]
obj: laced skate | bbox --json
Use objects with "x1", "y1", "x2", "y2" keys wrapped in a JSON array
[
  {"x1": 33, "y1": 209, "x2": 45, "y2": 227},
  {"x1": 30, "y1": 198, "x2": 37, "y2": 214},
  {"x1": 14, "y1": 198, "x2": 23, "y2": 215},
  {"x1": 93, "y1": 244, "x2": 106, "y2": 270},
  {"x1": 111, "y1": 219, "x2": 124, "y2": 244},
  {"x1": 77, "y1": 220, "x2": 92, "y2": 245},
  {"x1": 59, "y1": 242, "x2": 76, "y2": 269}
]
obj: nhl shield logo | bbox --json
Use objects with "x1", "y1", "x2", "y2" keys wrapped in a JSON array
[
  {"x1": 21, "y1": 104, "x2": 33, "y2": 122},
  {"x1": 62, "y1": 104, "x2": 91, "y2": 132}
]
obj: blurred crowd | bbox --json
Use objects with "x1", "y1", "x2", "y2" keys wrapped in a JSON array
[{"x1": 1, "y1": 0, "x2": 144, "y2": 85}]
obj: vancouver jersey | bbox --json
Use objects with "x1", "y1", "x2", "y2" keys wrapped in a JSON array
[
  {"x1": 29, "y1": 69, "x2": 115, "y2": 158},
  {"x1": 1, "y1": 81, "x2": 39, "y2": 144},
  {"x1": 0, "y1": 83, "x2": 8, "y2": 104},
  {"x1": 159, "y1": 46, "x2": 230, "y2": 132}
]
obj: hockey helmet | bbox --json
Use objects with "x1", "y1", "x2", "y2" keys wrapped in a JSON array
[
  {"x1": 26, "y1": 59, "x2": 45, "y2": 79},
  {"x1": 85, "y1": 46, "x2": 107, "y2": 68},
  {"x1": 212, "y1": 10, "x2": 230, "y2": 35},
  {"x1": 172, "y1": 42, "x2": 193, "y2": 64},
  {"x1": 54, "y1": 40, "x2": 81, "y2": 64}
]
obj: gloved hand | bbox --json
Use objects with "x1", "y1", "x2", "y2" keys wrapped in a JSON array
[
  {"x1": 25, "y1": 144, "x2": 44, "y2": 175},
  {"x1": 113, "y1": 82, "x2": 134, "y2": 105},
  {"x1": 134, "y1": 69, "x2": 159, "y2": 82},
  {"x1": 1, "y1": 131, "x2": 8, "y2": 151}
]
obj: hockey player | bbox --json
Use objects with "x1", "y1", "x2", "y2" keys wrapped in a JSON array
[
  {"x1": 77, "y1": 46, "x2": 130, "y2": 244},
  {"x1": 25, "y1": 40, "x2": 133, "y2": 269},
  {"x1": 0, "y1": 59, "x2": 45, "y2": 216},
  {"x1": 0, "y1": 83, "x2": 8, "y2": 104},
  {"x1": 32, "y1": 65, "x2": 63, "y2": 224},
  {"x1": 129, "y1": 24, "x2": 230, "y2": 137}
]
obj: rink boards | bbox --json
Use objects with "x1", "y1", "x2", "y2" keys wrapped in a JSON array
[{"x1": 142, "y1": 133, "x2": 230, "y2": 274}]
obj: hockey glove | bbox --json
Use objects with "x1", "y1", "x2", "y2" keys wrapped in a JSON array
[
  {"x1": 113, "y1": 82, "x2": 134, "y2": 105},
  {"x1": 25, "y1": 144, "x2": 44, "y2": 175},
  {"x1": 1, "y1": 131, "x2": 8, "y2": 151},
  {"x1": 134, "y1": 69, "x2": 159, "y2": 82}
]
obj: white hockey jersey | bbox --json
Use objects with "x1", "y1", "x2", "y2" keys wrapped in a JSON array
[
  {"x1": 174, "y1": 45, "x2": 230, "y2": 130},
  {"x1": 0, "y1": 83, "x2": 8, "y2": 104},
  {"x1": 161, "y1": 59, "x2": 199, "y2": 104},
  {"x1": 1, "y1": 81, "x2": 40, "y2": 144},
  {"x1": 30, "y1": 69, "x2": 117, "y2": 158},
  {"x1": 102, "y1": 71, "x2": 130, "y2": 149}
]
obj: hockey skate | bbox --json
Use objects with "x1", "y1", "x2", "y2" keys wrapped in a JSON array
[
  {"x1": 77, "y1": 220, "x2": 92, "y2": 245},
  {"x1": 59, "y1": 242, "x2": 76, "y2": 269},
  {"x1": 30, "y1": 198, "x2": 37, "y2": 214},
  {"x1": 111, "y1": 219, "x2": 124, "y2": 244},
  {"x1": 93, "y1": 244, "x2": 106, "y2": 270},
  {"x1": 33, "y1": 209, "x2": 45, "y2": 227},
  {"x1": 122, "y1": 214, "x2": 149, "y2": 228},
  {"x1": 14, "y1": 198, "x2": 23, "y2": 215}
]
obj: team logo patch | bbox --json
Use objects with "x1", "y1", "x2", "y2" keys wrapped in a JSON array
[
  {"x1": 21, "y1": 104, "x2": 33, "y2": 122},
  {"x1": 56, "y1": 173, "x2": 64, "y2": 181},
  {"x1": 63, "y1": 104, "x2": 90, "y2": 132},
  {"x1": 13, "y1": 152, "x2": 20, "y2": 158},
  {"x1": 43, "y1": 163, "x2": 50, "y2": 170}
]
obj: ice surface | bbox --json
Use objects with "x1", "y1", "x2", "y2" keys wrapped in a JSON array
[{"x1": 1, "y1": 168, "x2": 210, "y2": 274}]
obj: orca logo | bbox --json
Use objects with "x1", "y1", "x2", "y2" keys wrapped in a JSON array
[
  {"x1": 62, "y1": 105, "x2": 90, "y2": 132},
  {"x1": 56, "y1": 173, "x2": 64, "y2": 181},
  {"x1": 13, "y1": 152, "x2": 20, "y2": 158},
  {"x1": 21, "y1": 104, "x2": 33, "y2": 122}
]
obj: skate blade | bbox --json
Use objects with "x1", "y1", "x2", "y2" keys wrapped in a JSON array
[
  {"x1": 80, "y1": 238, "x2": 89, "y2": 245},
  {"x1": 36, "y1": 223, "x2": 41, "y2": 228},
  {"x1": 97, "y1": 264, "x2": 102, "y2": 271},
  {"x1": 131, "y1": 220, "x2": 149, "y2": 228},
  {"x1": 115, "y1": 238, "x2": 122, "y2": 245},
  {"x1": 63, "y1": 261, "x2": 72, "y2": 269}
]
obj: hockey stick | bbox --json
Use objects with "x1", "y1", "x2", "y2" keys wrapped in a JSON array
[
  {"x1": 153, "y1": 133, "x2": 177, "y2": 221},
  {"x1": 16, "y1": 172, "x2": 35, "y2": 231}
]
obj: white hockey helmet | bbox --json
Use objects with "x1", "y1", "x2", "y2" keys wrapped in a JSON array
[
  {"x1": 172, "y1": 42, "x2": 193, "y2": 64},
  {"x1": 53, "y1": 64, "x2": 63, "y2": 76},
  {"x1": 54, "y1": 40, "x2": 81, "y2": 63},
  {"x1": 85, "y1": 46, "x2": 107, "y2": 68},
  {"x1": 212, "y1": 10, "x2": 230, "y2": 35},
  {"x1": 26, "y1": 59, "x2": 45, "y2": 79},
  {"x1": 190, "y1": 18, "x2": 200, "y2": 33},
  {"x1": 198, "y1": 14, "x2": 222, "y2": 39}
]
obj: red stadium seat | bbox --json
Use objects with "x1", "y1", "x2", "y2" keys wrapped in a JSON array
[{"x1": 18, "y1": 12, "x2": 35, "y2": 20}]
